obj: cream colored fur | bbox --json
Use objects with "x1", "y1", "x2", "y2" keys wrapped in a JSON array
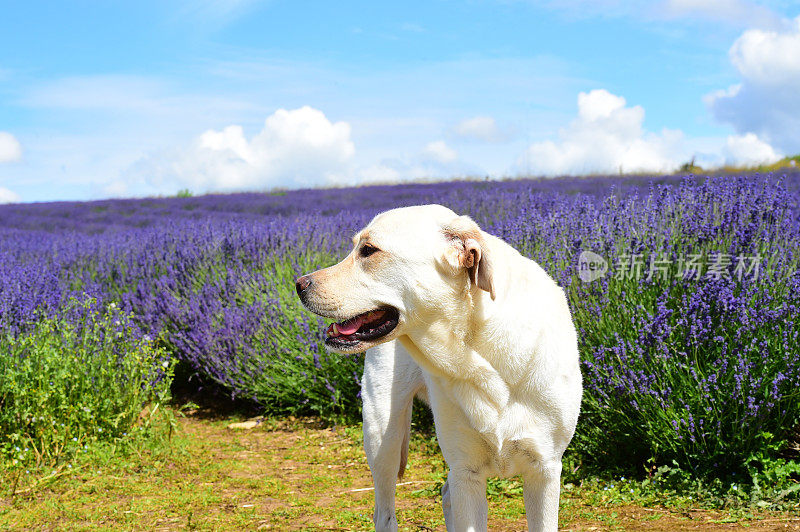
[{"x1": 298, "y1": 204, "x2": 582, "y2": 532}]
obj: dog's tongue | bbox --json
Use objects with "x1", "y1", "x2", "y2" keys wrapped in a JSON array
[
  {"x1": 336, "y1": 315, "x2": 365, "y2": 335},
  {"x1": 328, "y1": 310, "x2": 386, "y2": 337}
]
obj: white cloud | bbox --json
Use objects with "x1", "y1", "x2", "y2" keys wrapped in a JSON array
[
  {"x1": 7, "y1": 55, "x2": 578, "y2": 201},
  {"x1": 0, "y1": 132, "x2": 22, "y2": 163},
  {"x1": 706, "y1": 16, "x2": 800, "y2": 153},
  {"x1": 358, "y1": 140, "x2": 481, "y2": 184},
  {"x1": 422, "y1": 141, "x2": 458, "y2": 164},
  {"x1": 518, "y1": 89, "x2": 784, "y2": 175},
  {"x1": 0, "y1": 187, "x2": 20, "y2": 204},
  {"x1": 129, "y1": 106, "x2": 355, "y2": 193},
  {"x1": 723, "y1": 132, "x2": 782, "y2": 165},
  {"x1": 518, "y1": 89, "x2": 690, "y2": 175},
  {"x1": 576, "y1": 90, "x2": 628, "y2": 121},
  {"x1": 453, "y1": 116, "x2": 508, "y2": 143},
  {"x1": 102, "y1": 180, "x2": 129, "y2": 198},
  {"x1": 357, "y1": 163, "x2": 401, "y2": 183},
  {"x1": 729, "y1": 19, "x2": 800, "y2": 86}
]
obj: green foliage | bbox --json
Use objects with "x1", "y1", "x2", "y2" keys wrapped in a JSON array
[
  {"x1": 719, "y1": 153, "x2": 800, "y2": 173},
  {"x1": 175, "y1": 188, "x2": 193, "y2": 198},
  {"x1": 560, "y1": 456, "x2": 800, "y2": 511},
  {"x1": 248, "y1": 349, "x2": 364, "y2": 424},
  {"x1": 0, "y1": 299, "x2": 174, "y2": 471},
  {"x1": 679, "y1": 156, "x2": 703, "y2": 173},
  {"x1": 226, "y1": 254, "x2": 364, "y2": 423}
]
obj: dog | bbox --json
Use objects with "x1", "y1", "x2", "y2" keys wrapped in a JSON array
[{"x1": 296, "y1": 204, "x2": 582, "y2": 531}]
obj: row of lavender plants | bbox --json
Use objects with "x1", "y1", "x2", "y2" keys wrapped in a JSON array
[{"x1": 1, "y1": 174, "x2": 798, "y2": 484}]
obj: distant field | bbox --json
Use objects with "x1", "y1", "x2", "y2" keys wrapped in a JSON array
[{"x1": 1, "y1": 172, "x2": 799, "y2": 513}]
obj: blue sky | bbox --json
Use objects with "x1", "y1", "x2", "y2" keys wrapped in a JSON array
[{"x1": 1, "y1": 0, "x2": 799, "y2": 203}]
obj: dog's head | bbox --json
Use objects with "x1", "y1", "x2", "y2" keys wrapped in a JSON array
[{"x1": 296, "y1": 204, "x2": 495, "y2": 354}]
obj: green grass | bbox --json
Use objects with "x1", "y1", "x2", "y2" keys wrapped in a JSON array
[
  {"x1": 0, "y1": 299, "x2": 174, "y2": 472},
  {"x1": 686, "y1": 153, "x2": 800, "y2": 175},
  {"x1": 1, "y1": 408, "x2": 797, "y2": 531}
]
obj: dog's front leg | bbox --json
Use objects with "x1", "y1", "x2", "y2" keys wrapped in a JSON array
[
  {"x1": 362, "y1": 341, "x2": 423, "y2": 532},
  {"x1": 444, "y1": 470, "x2": 488, "y2": 532},
  {"x1": 523, "y1": 458, "x2": 562, "y2": 532}
]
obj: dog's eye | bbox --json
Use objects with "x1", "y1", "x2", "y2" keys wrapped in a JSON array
[{"x1": 360, "y1": 244, "x2": 379, "y2": 258}]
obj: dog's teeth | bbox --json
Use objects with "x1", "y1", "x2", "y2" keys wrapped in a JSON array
[{"x1": 332, "y1": 323, "x2": 340, "y2": 336}]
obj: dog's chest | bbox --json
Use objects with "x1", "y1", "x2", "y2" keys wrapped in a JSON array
[
  {"x1": 464, "y1": 401, "x2": 555, "y2": 477},
  {"x1": 476, "y1": 437, "x2": 545, "y2": 478}
]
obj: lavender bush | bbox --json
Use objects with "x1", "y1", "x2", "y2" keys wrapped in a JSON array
[
  {"x1": 1, "y1": 173, "x2": 798, "y2": 481},
  {"x1": 491, "y1": 177, "x2": 800, "y2": 474}
]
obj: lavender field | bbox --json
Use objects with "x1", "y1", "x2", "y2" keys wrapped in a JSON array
[{"x1": 2, "y1": 173, "x2": 799, "y2": 491}]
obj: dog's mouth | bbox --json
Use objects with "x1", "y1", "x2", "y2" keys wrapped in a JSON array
[{"x1": 324, "y1": 307, "x2": 399, "y2": 350}]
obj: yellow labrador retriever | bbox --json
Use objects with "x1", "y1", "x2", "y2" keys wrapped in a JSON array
[{"x1": 296, "y1": 204, "x2": 582, "y2": 532}]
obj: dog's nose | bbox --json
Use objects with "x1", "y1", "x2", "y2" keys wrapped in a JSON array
[{"x1": 295, "y1": 275, "x2": 312, "y2": 296}]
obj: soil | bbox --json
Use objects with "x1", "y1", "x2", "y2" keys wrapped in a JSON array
[
  {"x1": 2, "y1": 410, "x2": 798, "y2": 531},
  {"x1": 179, "y1": 414, "x2": 800, "y2": 531}
]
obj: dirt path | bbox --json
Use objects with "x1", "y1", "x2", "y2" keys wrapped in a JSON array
[
  {"x1": 1, "y1": 414, "x2": 799, "y2": 531},
  {"x1": 177, "y1": 415, "x2": 800, "y2": 531}
]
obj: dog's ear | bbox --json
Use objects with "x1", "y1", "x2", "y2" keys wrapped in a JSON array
[{"x1": 444, "y1": 216, "x2": 496, "y2": 300}]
